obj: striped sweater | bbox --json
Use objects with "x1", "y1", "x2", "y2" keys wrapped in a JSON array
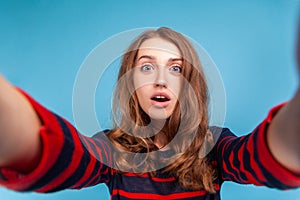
[{"x1": 0, "y1": 91, "x2": 300, "y2": 199}]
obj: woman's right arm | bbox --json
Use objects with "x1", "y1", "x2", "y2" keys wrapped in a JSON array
[
  {"x1": 0, "y1": 75, "x2": 42, "y2": 173},
  {"x1": 0, "y1": 74, "x2": 113, "y2": 192}
]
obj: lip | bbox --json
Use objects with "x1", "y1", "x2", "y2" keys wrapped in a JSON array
[
  {"x1": 150, "y1": 92, "x2": 171, "y2": 108},
  {"x1": 150, "y1": 92, "x2": 171, "y2": 100},
  {"x1": 150, "y1": 100, "x2": 170, "y2": 108}
]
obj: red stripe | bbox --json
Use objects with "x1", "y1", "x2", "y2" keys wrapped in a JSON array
[
  {"x1": 124, "y1": 172, "x2": 148, "y2": 177},
  {"x1": 246, "y1": 133, "x2": 265, "y2": 185},
  {"x1": 151, "y1": 177, "x2": 175, "y2": 182},
  {"x1": 0, "y1": 91, "x2": 66, "y2": 191},
  {"x1": 228, "y1": 147, "x2": 240, "y2": 181},
  {"x1": 237, "y1": 138, "x2": 246, "y2": 182},
  {"x1": 221, "y1": 138, "x2": 238, "y2": 181},
  {"x1": 124, "y1": 172, "x2": 175, "y2": 182},
  {"x1": 92, "y1": 136, "x2": 109, "y2": 166},
  {"x1": 112, "y1": 189, "x2": 208, "y2": 199},
  {"x1": 237, "y1": 139, "x2": 248, "y2": 183},
  {"x1": 257, "y1": 104, "x2": 300, "y2": 187},
  {"x1": 84, "y1": 137, "x2": 115, "y2": 186},
  {"x1": 37, "y1": 119, "x2": 84, "y2": 192},
  {"x1": 71, "y1": 136, "x2": 97, "y2": 189},
  {"x1": 213, "y1": 183, "x2": 220, "y2": 190}
]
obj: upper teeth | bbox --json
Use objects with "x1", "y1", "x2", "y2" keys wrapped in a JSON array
[{"x1": 155, "y1": 96, "x2": 166, "y2": 99}]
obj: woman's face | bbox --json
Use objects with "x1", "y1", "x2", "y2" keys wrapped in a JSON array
[{"x1": 133, "y1": 37, "x2": 183, "y2": 120}]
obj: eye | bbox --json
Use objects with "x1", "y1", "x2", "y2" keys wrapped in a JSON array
[
  {"x1": 170, "y1": 65, "x2": 182, "y2": 73},
  {"x1": 140, "y1": 64, "x2": 154, "y2": 72}
]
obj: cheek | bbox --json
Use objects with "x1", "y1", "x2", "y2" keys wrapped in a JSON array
[
  {"x1": 135, "y1": 86, "x2": 150, "y2": 105},
  {"x1": 133, "y1": 71, "x2": 156, "y2": 90},
  {"x1": 169, "y1": 77, "x2": 183, "y2": 98},
  {"x1": 135, "y1": 88, "x2": 143, "y2": 100}
]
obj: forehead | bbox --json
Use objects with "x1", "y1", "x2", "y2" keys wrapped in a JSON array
[{"x1": 138, "y1": 37, "x2": 181, "y2": 58}]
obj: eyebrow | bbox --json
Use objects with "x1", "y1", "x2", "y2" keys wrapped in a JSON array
[{"x1": 137, "y1": 55, "x2": 183, "y2": 63}]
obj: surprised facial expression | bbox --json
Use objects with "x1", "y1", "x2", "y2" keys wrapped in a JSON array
[{"x1": 133, "y1": 37, "x2": 183, "y2": 120}]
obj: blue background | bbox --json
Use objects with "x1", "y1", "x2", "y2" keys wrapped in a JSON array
[{"x1": 1, "y1": 0, "x2": 300, "y2": 199}]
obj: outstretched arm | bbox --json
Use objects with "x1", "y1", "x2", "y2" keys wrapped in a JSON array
[
  {"x1": 0, "y1": 75, "x2": 113, "y2": 192},
  {"x1": 0, "y1": 75, "x2": 42, "y2": 173},
  {"x1": 267, "y1": 25, "x2": 300, "y2": 173}
]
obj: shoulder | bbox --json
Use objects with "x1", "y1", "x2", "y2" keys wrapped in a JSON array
[
  {"x1": 206, "y1": 126, "x2": 237, "y2": 160},
  {"x1": 209, "y1": 126, "x2": 236, "y2": 142},
  {"x1": 88, "y1": 129, "x2": 114, "y2": 148},
  {"x1": 92, "y1": 129, "x2": 112, "y2": 137}
]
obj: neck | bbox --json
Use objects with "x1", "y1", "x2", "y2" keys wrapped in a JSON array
[
  {"x1": 150, "y1": 119, "x2": 166, "y2": 131},
  {"x1": 154, "y1": 132, "x2": 168, "y2": 149},
  {"x1": 150, "y1": 118, "x2": 168, "y2": 149}
]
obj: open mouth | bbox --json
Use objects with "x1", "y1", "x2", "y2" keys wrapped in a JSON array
[
  {"x1": 151, "y1": 93, "x2": 171, "y2": 103},
  {"x1": 151, "y1": 95, "x2": 170, "y2": 102}
]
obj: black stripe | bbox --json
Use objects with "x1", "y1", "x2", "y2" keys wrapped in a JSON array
[
  {"x1": 24, "y1": 113, "x2": 75, "y2": 192},
  {"x1": 219, "y1": 135, "x2": 241, "y2": 181},
  {"x1": 231, "y1": 137, "x2": 248, "y2": 182},
  {"x1": 252, "y1": 128, "x2": 292, "y2": 189},
  {"x1": 242, "y1": 136, "x2": 264, "y2": 185},
  {"x1": 79, "y1": 131, "x2": 112, "y2": 187},
  {"x1": 0, "y1": 171, "x2": 6, "y2": 181},
  {"x1": 216, "y1": 128, "x2": 249, "y2": 183},
  {"x1": 84, "y1": 137, "x2": 105, "y2": 184},
  {"x1": 80, "y1": 159, "x2": 101, "y2": 188},
  {"x1": 47, "y1": 135, "x2": 91, "y2": 192},
  {"x1": 72, "y1": 136, "x2": 101, "y2": 188}
]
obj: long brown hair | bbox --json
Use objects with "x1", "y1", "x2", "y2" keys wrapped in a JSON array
[{"x1": 108, "y1": 27, "x2": 216, "y2": 193}]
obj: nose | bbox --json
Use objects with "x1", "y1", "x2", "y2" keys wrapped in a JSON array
[{"x1": 154, "y1": 68, "x2": 167, "y2": 88}]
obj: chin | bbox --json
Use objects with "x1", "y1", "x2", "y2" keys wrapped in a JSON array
[
  {"x1": 150, "y1": 116, "x2": 169, "y2": 120},
  {"x1": 147, "y1": 111, "x2": 171, "y2": 120}
]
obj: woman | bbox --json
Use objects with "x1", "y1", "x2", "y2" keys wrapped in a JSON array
[{"x1": 0, "y1": 27, "x2": 299, "y2": 199}]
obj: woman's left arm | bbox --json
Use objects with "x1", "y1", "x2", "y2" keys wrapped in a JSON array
[
  {"x1": 267, "y1": 27, "x2": 300, "y2": 173},
  {"x1": 267, "y1": 88, "x2": 300, "y2": 173}
]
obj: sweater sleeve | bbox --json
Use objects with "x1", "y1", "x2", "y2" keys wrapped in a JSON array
[
  {"x1": 213, "y1": 103, "x2": 300, "y2": 189},
  {"x1": 0, "y1": 89, "x2": 114, "y2": 193}
]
